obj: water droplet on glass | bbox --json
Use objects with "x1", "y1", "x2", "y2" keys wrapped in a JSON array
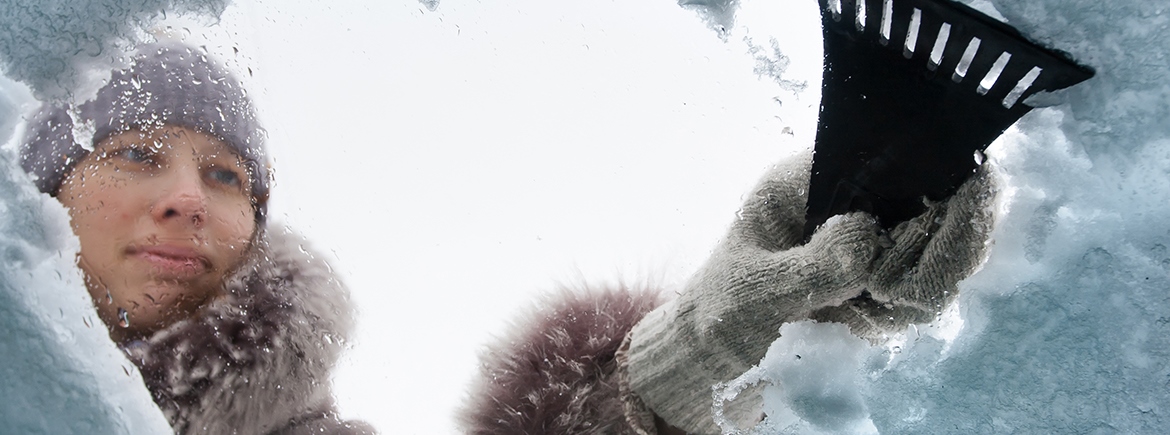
[{"x1": 117, "y1": 307, "x2": 130, "y2": 328}]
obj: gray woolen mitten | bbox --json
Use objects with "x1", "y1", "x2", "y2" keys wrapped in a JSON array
[
  {"x1": 621, "y1": 155, "x2": 884, "y2": 434},
  {"x1": 810, "y1": 165, "x2": 996, "y2": 341},
  {"x1": 868, "y1": 165, "x2": 995, "y2": 311}
]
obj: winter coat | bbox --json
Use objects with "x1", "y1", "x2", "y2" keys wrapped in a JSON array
[
  {"x1": 124, "y1": 225, "x2": 375, "y2": 435},
  {"x1": 458, "y1": 286, "x2": 667, "y2": 434}
]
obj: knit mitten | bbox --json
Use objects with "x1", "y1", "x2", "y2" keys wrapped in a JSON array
[
  {"x1": 621, "y1": 155, "x2": 882, "y2": 434},
  {"x1": 867, "y1": 165, "x2": 995, "y2": 313}
]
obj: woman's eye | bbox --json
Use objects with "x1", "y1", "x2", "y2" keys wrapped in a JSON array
[
  {"x1": 110, "y1": 147, "x2": 154, "y2": 164},
  {"x1": 207, "y1": 167, "x2": 244, "y2": 189}
]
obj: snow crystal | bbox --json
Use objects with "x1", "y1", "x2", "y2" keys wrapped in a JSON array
[
  {"x1": 680, "y1": 0, "x2": 742, "y2": 37},
  {"x1": 419, "y1": 0, "x2": 440, "y2": 12},
  {"x1": 722, "y1": 0, "x2": 1170, "y2": 432}
]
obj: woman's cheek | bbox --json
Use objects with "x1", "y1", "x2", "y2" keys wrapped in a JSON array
[{"x1": 217, "y1": 209, "x2": 256, "y2": 262}]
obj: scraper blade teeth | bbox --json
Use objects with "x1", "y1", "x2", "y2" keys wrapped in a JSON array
[
  {"x1": 927, "y1": 22, "x2": 951, "y2": 71},
  {"x1": 953, "y1": 37, "x2": 982, "y2": 83},
  {"x1": 806, "y1": 0, "x2": 1095, "y2": 238},
  {"x1": 1003, "y1": 66, "x2": 1043, "y2": 108}
]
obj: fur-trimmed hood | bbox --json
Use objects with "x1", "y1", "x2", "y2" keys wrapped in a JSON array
[
  {"x1": 123, "y1": 225, "x2": 374, "y2": 435},
  {"x1": 459, "y1": 284, "x2": 667, "y2": 435}
]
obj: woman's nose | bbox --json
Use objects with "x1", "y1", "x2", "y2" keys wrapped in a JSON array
[{"x1": 151, "y1": 171, "x2": 208, "y2": 228}]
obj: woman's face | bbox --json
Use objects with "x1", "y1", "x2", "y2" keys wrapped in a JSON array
[{"x1": 57, "y1": 125, "x2": 257, "y2": 342}]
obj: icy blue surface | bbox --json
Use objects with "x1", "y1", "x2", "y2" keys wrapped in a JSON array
[
  {"x1": 722, "y1": 0, "x2": 1170, "y2": 433},
  {"x1": 0, "y1": 134, "x2": 122, "y2": 434},
  {"x1": 872, "y1": 0, "x2": 1170, "y2": 430},
  {"x1": 0, "y1": 0, "x2": 226, "y2": 433},
  {"x1": 0, "y1": 71, "x2": 172, "y2": 435}
]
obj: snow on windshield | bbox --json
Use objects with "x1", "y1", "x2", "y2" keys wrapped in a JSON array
[
  {"x1": 1, "y1": 0, "x2": 1166, "y2": 433},
  {"x1": 713, "y1": 0, "x2": 1170, "y2": 433}
]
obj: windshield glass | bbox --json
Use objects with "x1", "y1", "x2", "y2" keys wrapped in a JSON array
[{"x1": 0, "y1": 0, "x2": 821, "y2": 433}]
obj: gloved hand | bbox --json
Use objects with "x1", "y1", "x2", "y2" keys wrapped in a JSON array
[
  {"x1": 620, "y1": 152, "x2": 996, "y2": 434},
  {"x1": 811, "y1": 165, "x2": 995, "y2": 341},
  {"x1": 869, "y1": 165, "x2": 995, "y2": 310}
]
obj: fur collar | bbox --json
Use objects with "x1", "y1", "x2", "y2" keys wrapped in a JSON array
[
  {"x1": 124, "y1": 225, "x2": 368, "y2": 435},
  {"x1": 459, "y1": 284, "x2": 666, "y2": 435}
]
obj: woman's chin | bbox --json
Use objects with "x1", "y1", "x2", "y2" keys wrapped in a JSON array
[{"x1": 101, "y1": 281, "x2": 212, "y2": 340}]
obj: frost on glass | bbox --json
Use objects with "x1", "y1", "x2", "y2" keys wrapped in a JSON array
[
  {"x1": 746, "y1": 36, "x2": 809, "y2": 94},
  {"x1": 679, "y1": 0, "x2": 742, "y2": 36},
  {"x1": 0, "y1": 0, "x2": 229, "y2": 100}
]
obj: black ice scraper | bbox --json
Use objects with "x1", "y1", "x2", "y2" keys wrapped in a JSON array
[{"x1": 803, "y1": 0, "x2": 1094, "y2": 239}]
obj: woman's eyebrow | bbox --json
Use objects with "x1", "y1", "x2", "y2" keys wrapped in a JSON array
[{"x1": 201, "y1": 150, "x2": 250, "y2": 169}]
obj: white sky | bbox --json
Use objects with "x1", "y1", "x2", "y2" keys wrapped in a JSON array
[{"x1": 168, "y1": 0, "x2": 823, "y2": 432}]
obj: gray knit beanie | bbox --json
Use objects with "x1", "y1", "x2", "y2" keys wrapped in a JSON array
[{"x1": 20, "y1": 41, "x2": 270, "y2": 222}]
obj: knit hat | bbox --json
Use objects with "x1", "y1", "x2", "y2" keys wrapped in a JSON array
[{"x1": 20, "y1": 41, "x2": 270, "y2": 222}]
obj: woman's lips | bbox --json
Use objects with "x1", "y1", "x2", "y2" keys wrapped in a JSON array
[{"x1": 129, "y1": 245, "x2": 210, "y2": 278}]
